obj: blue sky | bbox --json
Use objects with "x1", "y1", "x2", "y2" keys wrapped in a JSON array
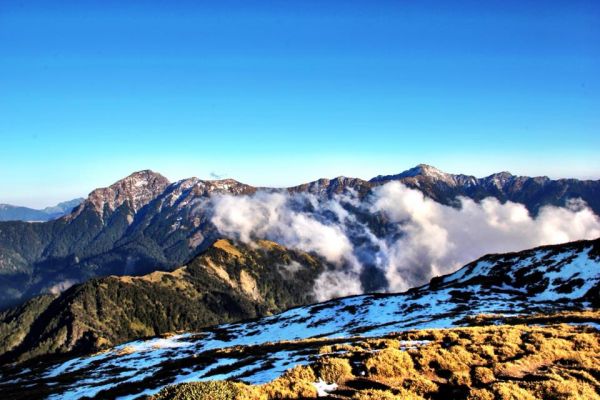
[{"x1": 1, "y1": 1, "x2": 599, "y2": 207}]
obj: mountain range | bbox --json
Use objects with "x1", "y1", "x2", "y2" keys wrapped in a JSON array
[
  {"x1": 0, "y1": 199, "x2": 83, "y2": 222},
  {"x1": 302, "y1": 163, "x2": 600, "y2": 214},
  {"x1": 0, "y1": 237, "x2": 597, "y2": 399},
  {"x1": 0, "y1": 164, "x2": 598, "y2": 310}
]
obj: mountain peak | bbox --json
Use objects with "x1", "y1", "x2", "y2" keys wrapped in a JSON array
[
  {"x1": 488, "y1": 171, "x2": 514, "y2": 179},
  {"x1": 485, "y1": 171, "x2": 516, "y2": 188},
  {"x1": 78, "y1": 170, "x2": 170, "y2": 216},
  {"x1": 122, "y1": 169, "x2": 168, "y2": 185},
  {"x1": 401, "y1": 164, "x2": 447, "y2": 178},
  {"x1": 370, "y1": 164, "x2": 453, "y2": 183}
]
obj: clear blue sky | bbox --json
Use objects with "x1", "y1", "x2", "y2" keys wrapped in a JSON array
[{"x1": 1, "y1": 1, "x2": 598, "y2": 207}]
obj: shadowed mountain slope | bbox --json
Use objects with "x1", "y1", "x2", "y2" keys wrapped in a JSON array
[{"x1": 0, "y1": 239, "x2": 325, "y2": 365}]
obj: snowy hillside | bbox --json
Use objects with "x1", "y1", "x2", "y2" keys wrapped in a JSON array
[{"x1": 1, "y1": 238, "x2": 598, "y2": 399}]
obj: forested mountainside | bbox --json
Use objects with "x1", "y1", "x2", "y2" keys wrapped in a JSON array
[{"x1": 0, "y1": 239, "x2": 325, "y2": 364}]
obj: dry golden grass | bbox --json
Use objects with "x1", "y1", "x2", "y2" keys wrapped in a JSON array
[
  {"x1": 365, "y1": 347, "x2": 414, "y2": 380},
  {"x1": 116, "y1": 345, "x2": 136, "y2": 356},
  {"x1": 260, "y1": 365, "x2": 318, "y2": 398},
  {"x1": 256, "y1": 240, "x2": 286, "y2": 251},
  {"x1": 314, "y1": 357, "x2": 353, "y2": 383},
  {"x1": 212, "y1": 239, "x2": 244, "y2": 258},
  {"x1": 153, "y1": 310, "x2": 600, "y2": 400}
]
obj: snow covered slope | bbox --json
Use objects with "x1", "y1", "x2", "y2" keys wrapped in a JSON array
[{"x1": 1, "y1": 238, "x2": 598, "y2": 399}]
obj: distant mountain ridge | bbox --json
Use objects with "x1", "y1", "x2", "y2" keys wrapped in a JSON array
[
  {"x1": 5, "y1": 164, "x2": 598, "y2": 222},
  {"x1": 371, "y1": 164, "x2": 600, "y2": 214},
  {"x1": 0, "y1": 198, "x2": 83, "y2": 222},
  {"x1": 289, "y1": 163, "x2": 600, "y2": 215},
  {"x1": 0, "y1": 165, "x2": 598, "y2": 310}
]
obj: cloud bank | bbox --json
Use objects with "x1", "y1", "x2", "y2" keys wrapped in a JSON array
[{"x1": 210, "y1": 182, "x2": 600, "y2": 301}]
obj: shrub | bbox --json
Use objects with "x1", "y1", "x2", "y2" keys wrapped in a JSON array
[
  {"x1": 152, "y1": 381, "x2": 251, "y2": 400},
  {"x1": 473, "y1": 366, "x2": 495, "y2": 385},
  {"x1": 365, "y1": 348, "x2": 415, "y2": 381},
  {"x1": 467, "y1": 388, "x2": 495, "y2": 400},
  {"x1": 532, "y1": 376, "x2": 599, "y2": 400},
  {"x1": 315, "y1": 357, "x2": 353, "y2": 383},
  {"x1": 492, "y1": 382, "x2": 537, "y2": 400},
  {"x1": 261, "y1": 365, "x2": 318, "y2": 398},
  {"x1": 352, "y1": 389, "x2": 406, "y2": 399}
]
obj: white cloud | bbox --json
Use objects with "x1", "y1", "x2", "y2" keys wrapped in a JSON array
[
  {"x1": 209, "y1": 183, "x2": 600, "y2": 300},
  {"x1": 211, "y1": 192, "x2": 362, "y2": 300},
  {"x1": 370, "y1": 182, "x2": 600, "y2": 291},
  {"x1": 48, "y1": 279, "x2": 78, "y2": 295},
  {"x1": 211, "y1": 192, "x2": 355, "y2": 265}
]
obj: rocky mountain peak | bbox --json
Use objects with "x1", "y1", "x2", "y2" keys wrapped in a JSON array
[
  {"x1": 77, "y1": 170, "x2": 170, "y2": 216},
  {"x1": 159, "y1": 177, "x2": 257, "y2": 210},
  {"x1": 189, "y1": 178, "x2": 256, "y2": 197},
  {"x1": 487, "y1": 171, "x2": 514, "y2": 180},
  {"x1": 404, "y1": 164, "x2": 448, "y2": 179},
  {"x1": 485, "y1": 171, "x2": 516, "y2": 188},
  {"x1": 370, "y1": 164, "x2": 455, "y2": 184}
]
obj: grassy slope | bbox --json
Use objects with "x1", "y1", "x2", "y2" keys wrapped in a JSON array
[{"x1": 152, "y1": 311, "x2": 600, "y2": 400}]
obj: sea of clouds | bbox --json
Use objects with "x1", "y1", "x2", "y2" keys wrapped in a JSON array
[{"x1": 209, "y1": 182, "x2": 600, "y2": 301}]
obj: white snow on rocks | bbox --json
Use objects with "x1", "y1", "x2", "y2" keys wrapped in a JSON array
[{"x1": 313, "y1": 379, "x2": 338, "y2": 396}]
